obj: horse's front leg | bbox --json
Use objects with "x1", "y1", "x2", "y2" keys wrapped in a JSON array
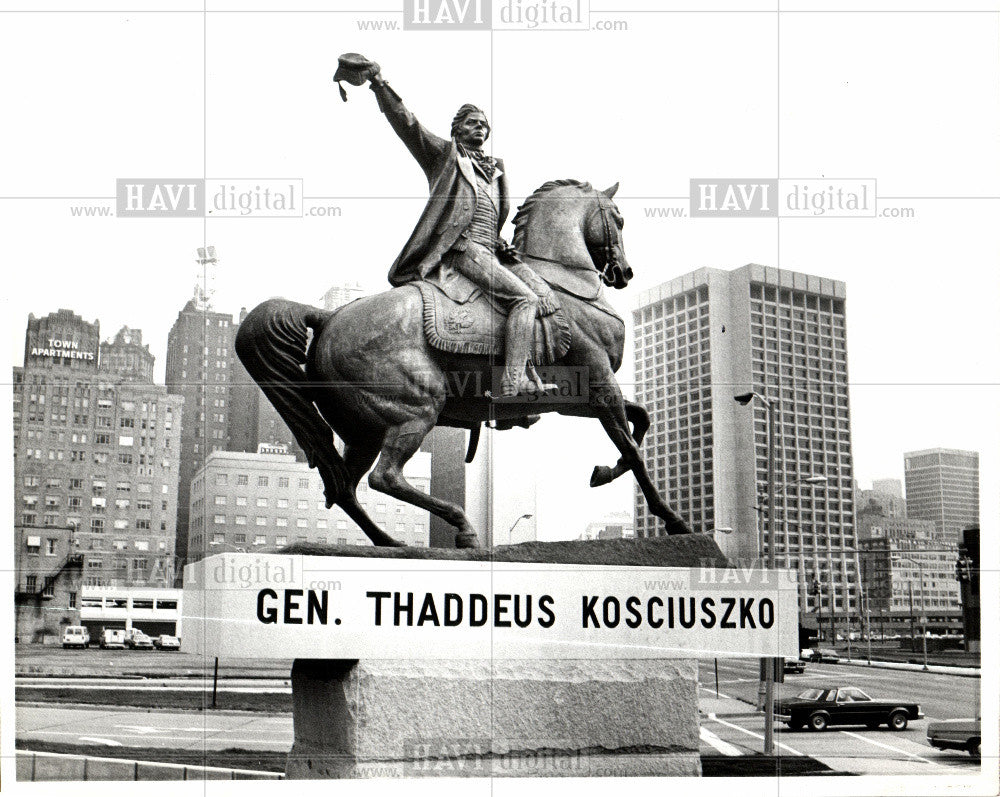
[
  {"x1": 590, "y1": 400, "x2": 650, "y2": 487},
  {"x1": 589, "y1": 378, "x2": 692, "y2": 535}
]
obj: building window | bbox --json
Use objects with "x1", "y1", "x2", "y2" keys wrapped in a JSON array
[
  {"x1": 298, "y1": 478, "x2": 309, "y2": 489},
  {"x1": 234, "y1": 534, "x2": 246, "y2": 544},
  {"x1": 215, "y1": 474, "x2": 228, "y2": 486},
  {"x1": 25, "y1": 575, "x2": 37, "y2": 591},
  {"x1": 236, "y1": 496, "x2": 247, "y2": 506},
  {"x1": 235, "y1": 515, "x2": 247, "y2": 526},
  {"x1": 237, "y1": 474, "x2": 248, "y2": 486},
  {"x1": 212, "y1": 533, "x2": 225, "y2": 544},
  {"x1": 46, "y1": 538, "x2": 57, "y2": 556},
  {"x1": 278, "y1": 477, "x2": 289, "y2": 488},
  {"x1": 276, "y1": 536, "x2": 287, "y2": 547},
  {"x1": 297, "y1": 500, "x2": 308, "y2": 510},
  {"x1": 256, "y1": 516, "x2": 267, "y2": 526},
  {"x1": 257, "y1": 476, "x2": 269, "y2": 487},
  {"x1": 215, "y1": 495, "x2": 227, "y2": 505},
  {"x1": 296, "y1": 518, "x2": 307, "y2": 528},
  {"x1": 254, "y1": 535, "x2": 267, "y2": 545},
  {"x1": 257, "y1": 498, "x2": 268, "y2": 507},
  {"x1": 69, "y1": 591, "x2": 77, "y2": 608},
  {"x1": 214, "y1": 515, "x2": 226, "y2": 525},
  {"x1": 277, "y1": 498, "x2": 289, "y2": 509}
]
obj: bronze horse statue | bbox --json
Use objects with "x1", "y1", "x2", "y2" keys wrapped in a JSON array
[{"x1": 235, "y1": 179, "x2": 693, "y2": 548}]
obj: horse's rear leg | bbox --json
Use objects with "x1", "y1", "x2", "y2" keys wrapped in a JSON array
[
  {"x1": 339, "y1": 440, "x2": 404, "y2": 547},
  {"x1": 369, "y1": 417, "x2": 480, "y2": 549},
  {"x1": 591, "y1": 383, "x2": 691, "y2": 535},
  {"x1": 590, "y1": 400, "x2": 650, "y2": 487}
]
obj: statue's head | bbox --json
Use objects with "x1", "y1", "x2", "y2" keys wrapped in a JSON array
[{"x1": 451, "y1": 104, "x2": 490, "y2": 148}]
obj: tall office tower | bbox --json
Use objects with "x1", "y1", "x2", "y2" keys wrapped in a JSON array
[
  {"x1": 420, "y1": 427, "x2": 468, "y2": 548},
  {"x1": 14, "y1": 310, "x2": 182, "y2": 598},
  {"x1": 904, "y1": 448, "x2": 980, "y2": 542},
  {"x1": 164, "y1": 297, "x2": 235, "y2": 570},
  {"x1": 99, "y1": 327, "x2": 155, "y2": 384},
  {"x1": 633, "y1": 264, "x2": 859, "y2": 616},
  {"x1": 320, "y1": 282, "x2": 365, "y2": 311}
]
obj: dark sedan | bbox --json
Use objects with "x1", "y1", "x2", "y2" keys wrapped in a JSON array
[{"x1": 774, "y1": 686, "x2": 923, "y2": 732}]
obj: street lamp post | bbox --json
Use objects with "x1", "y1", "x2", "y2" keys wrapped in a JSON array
[
  {"x1": 508, "y1": 513, "x2": 533, "y2": 544},
  {"x1": 734, "y1": 391, "x2": 777, "y2": 757}
]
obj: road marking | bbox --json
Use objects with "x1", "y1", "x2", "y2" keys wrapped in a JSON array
[
  {"x1": 700, "y1": 727, "x2": 742, "y2": 756},
  {"x1": 707, "y1": 713, "x2": 804, "y2": 757},
  {"x1": 698, "y1": 685, "x2": 734, "y2": 699},
  {"x1": 838, "y1": 730, "x2": 936, "y2": 764},
  {"x1": 78, "y1": 736, "x2": 122, "y2": 746}
]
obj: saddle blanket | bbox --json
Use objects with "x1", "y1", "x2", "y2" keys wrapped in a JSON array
[{"x1": 415, "y1": 280, "x2": 571, "y2": 365}]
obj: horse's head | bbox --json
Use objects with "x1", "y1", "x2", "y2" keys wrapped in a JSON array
[
  {"x1": 511, "y1": 179, "x2": 634, "y2": 291},
  {"x1": 583, "y1": 182, "x2": 633, "y2": 290}
]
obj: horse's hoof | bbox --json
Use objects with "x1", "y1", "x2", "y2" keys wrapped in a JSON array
[
  {"x1": 590, "y1": 466, "x2": 612, "y2": 487},
  {"x1": 455, "y1": 532, "x2": 479, "y2": 549}
]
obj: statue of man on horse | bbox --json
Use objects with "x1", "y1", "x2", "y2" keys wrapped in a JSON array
[
  {"x1": 342, "y1": 54, "x2": 558, "y2": 398},
  {"x1": 234, "y1": 55, "x2": 694, "y2": 548}
]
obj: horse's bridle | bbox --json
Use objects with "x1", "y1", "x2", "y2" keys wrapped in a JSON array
[
  {"x1": 590, "y1": 196, "x2": 632, "y2": 289},
  {"x1": 520, "y1": 195, "x2": 632, "y2": 288}
]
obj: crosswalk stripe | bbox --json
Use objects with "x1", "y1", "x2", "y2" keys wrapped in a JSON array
[{"x1": 700, "y1": 726, "x2": 742, "y2": 756}]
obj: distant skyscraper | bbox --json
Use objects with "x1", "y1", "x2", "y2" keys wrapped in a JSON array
[
  {"x1": 633, "y1": 264, "x2": 859, "y2": 616},
  {"x1": 856, "y1": 478, "x2": 906, "y2": 520},
  {"x1": 320, "y1": 282, "x2": 365, "y2": 311},
  {"x1": 904, "y1": 448, "x2": 979, "y2": 542},
  {"x1": 100, "y1": 326, "x2": 155, "y2": 383},
  {"x1": 164, "y1": 297, "x2": 235, "y2": 569}
]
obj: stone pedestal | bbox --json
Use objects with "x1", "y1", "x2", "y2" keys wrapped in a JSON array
[
  {"x1": 279, "y1": 535, "x2": 729, "y2": 778},
  {"x1": 287, "y1": 658, "x2": 701, "y2": 778}
]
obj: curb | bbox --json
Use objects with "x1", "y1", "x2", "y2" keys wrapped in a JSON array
[
  {"x1": 834, "y1": 657, "x2": 981, "y2": 678},
  {"x1": 16, "y1": 700, "x2": 291, "y2": 717}
]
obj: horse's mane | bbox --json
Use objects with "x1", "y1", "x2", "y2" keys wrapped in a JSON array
[{"x1": 511, "y1": 179, "x2": 593, "y2": 235}]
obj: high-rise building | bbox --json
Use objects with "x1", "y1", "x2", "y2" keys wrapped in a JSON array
[
  {"x1": 420, "y1": 427, "x2": 468, "y2": 548},
  {"x1": 14, "y1": 310, "x2": 182, "y2": 605},
  {"x1": 904, "y1": 448, "x2": 980, "y2": 542},
  {"x1": 188, "y1": 449, "x2": 430, "y2": 557},
  {"x1": 320, "y1": 282, "x2": 365, "y2": 312},
  {"x1": 856, "y1": 478, "x2": 906, "y2": 520},
  {"x1": 633, "y1": 264, "x2": 859, "y2": 616},
  {"x1": 164, "y1": 298, "x2": 235, "y2": 569},
  {"x1": 100, "y1": 326, "x2": 155, "y2": 383}
]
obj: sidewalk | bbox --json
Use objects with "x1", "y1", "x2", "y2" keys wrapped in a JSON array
[
  {"x1": 698, "y1": 693, "x2": 757, "y2": 718},
  {"x1": 834, "y1": 657, "x2": 980, "y2": 678}
]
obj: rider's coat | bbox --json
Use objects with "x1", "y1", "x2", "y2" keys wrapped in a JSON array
[{"x1": 371, "y1": 80, "x2": 509, "y2": 303}]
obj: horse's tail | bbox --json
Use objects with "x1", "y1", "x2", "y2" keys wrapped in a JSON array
[{"x1": 234, "y1": 298, "x2": 350, "y2": 507}]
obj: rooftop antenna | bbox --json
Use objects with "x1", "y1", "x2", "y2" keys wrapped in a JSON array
[{"x1": 194, "y1": 246, "x2": 219, "y2": 310}]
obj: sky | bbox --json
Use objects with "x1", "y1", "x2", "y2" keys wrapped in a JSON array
[{"x1": 1, "y1": 4, "x2": 997, "y2": 544}]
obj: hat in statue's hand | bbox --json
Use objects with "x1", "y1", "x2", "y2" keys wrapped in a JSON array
[{"x1": 334, "y1": 53, "x2": 380, "y2": 101}]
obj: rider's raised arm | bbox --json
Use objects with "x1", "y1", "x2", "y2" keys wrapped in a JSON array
[{"x1": 369, "y1": 73, "x2": 450, "y2": 179}]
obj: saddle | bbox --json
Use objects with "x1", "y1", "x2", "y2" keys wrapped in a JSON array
[{"x1": 415, "y1": 280, "x2": 572, "y2": 365}]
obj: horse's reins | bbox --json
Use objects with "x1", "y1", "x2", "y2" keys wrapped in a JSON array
[{"x1": 519, "y1": 198, "x2": 630, "y2": 288}]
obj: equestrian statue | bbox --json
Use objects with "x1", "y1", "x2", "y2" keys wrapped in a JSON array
[{"x1": 235, "y1": 54, "x2": 693, "y2": 548}]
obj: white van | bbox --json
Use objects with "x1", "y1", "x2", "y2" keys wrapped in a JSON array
[{"x1": 62, "y1": 625, "x2": 90, "y2": 649}]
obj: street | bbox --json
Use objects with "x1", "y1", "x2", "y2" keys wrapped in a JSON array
[
  {"x1": 697, "y1": 657, "x2": 981, "y2": 775},
  {"x1": 17, "y1": 704, "x2": 293, "y2": 752},
  {"x1": 15, "y1": 655, "x2": 982, "y2": 777}
]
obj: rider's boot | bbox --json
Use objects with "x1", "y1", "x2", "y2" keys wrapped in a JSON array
[{"x1": 500, "y1": 303, "x2": 558, "y2": 397}]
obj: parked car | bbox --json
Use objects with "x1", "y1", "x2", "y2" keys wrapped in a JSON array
[
  {"x1": 927, "y1": 718, "x2": 981, "y2": 758},
  {"x1": 62, "y1": 626, "x2": 90, "y2": 649},
  {"x1": 783, "y1": 658, "x2": 807, "y2": 674},
  {"x1": 153, "y1": 634, "x2": 180, "y2": 651},
  {"x1": 774, "y1": 686, "x2": 923, "y2": 731},
  {"x1": 99, "y1": 629, "x2": 126, "y2": 649},
  {"x1": 126, "y1": 630, "x2": 154, "y2": 650}
]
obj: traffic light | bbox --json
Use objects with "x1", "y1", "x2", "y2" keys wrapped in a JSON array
[{"x1": 956, "y1": 556, "x2": 973, "y2": 582}]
